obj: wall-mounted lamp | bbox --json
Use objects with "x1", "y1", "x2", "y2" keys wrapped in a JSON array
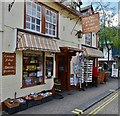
[
  {"x1": 75, "y1": 30, "x2": 83, "y2": 38},
  {"x1": 8, "y1": 0, "x2": 15, "y2": 12}
]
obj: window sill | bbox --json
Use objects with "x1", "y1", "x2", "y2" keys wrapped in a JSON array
[{"x1": 21, "y1": 83, "x2": 46, "y2": 89}]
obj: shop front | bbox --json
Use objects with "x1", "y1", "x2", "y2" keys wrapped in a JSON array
[
  {"x1": 55, "y1": 47, "x2": 83, "y2": 92},
  {"x1": 17, "y1": 29, "x2": 60, "y2": 89}
]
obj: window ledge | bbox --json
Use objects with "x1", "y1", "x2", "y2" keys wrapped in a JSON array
[{"x1": 21, "y1": 83, "x2": 46, "y2": 89}]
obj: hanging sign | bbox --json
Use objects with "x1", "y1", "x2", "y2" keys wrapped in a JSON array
[
  {"x1": 82, "y1": 13, "x2": 100, "y2": 33},
  {"x1": 2, "y1": 52, "x2": 16, "y2": 76}
]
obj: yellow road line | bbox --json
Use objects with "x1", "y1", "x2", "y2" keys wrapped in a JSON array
[
  {"x1": 75, "y1": 109, "x2": 84, "y2": 114},
  {"x1": 88, "y1": 90, "x2": 120, "y2": 115},
  {"x1": 72, "y1": 110, "x2": 80, "y2": 114},
  {"x1": 92, "y1": 94, "x2": 118, "y2": 115}
]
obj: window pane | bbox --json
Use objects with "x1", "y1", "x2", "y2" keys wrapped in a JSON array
[
  {"x1": 32, "y1": 3, "x2": 36, "y2": 10},
  {"x1": 26, "y1": 22, "x2": 30, "y2": 29},
  {"x1": 46, "y1": 16, "x2": 49, "y2": 21},
  {"x1": 50, "y1": 17, "x2": 52, "y2": 22},
  {"x1": 32, "y1": 10, "x2": 36, "y2": 17},
  {"x1": 36, "y1": 25, "x2": 40, "y2": 32},
  {"x1": 26, "y1": 15, "x2": 30, "y2": 22},
  {"x1": 53, "y1": 31, "x2": 55, "y2": 35},
  {"x1": 53, "y1": 18, "x2": 56, "y2": 24},
  {"x1": 36, "y1": 19, "x2": 40, "y2": 25},
  {"x1": 46, "y1": 28, "x2": 48, "y2": 34},
  {"x1": 49, "y1": 29, "x2": 51, "y2": 35},
  {"x1": 46, "y1": 10, "x2": 49, "y2": 15},
  {"x1": 37, "y1": 5, "x2": 41, "y2": 12},
  {"x1": 53, "y1": 25, "x2": 55, "y2": 30},
  {"x1": 49, "y1": 24, "x2": 52, "y2": 29},
  {"x1": 37, "y1": 12, "x2": 40, "y2": 18},
  {"x1": 31, "y1": 24, "x2": 35, "y2": 30},
  {"x1": 32, "y1": 17, "x2": 35, "y2": 23},
  {"x1": 85, "y1": 33, "x2": 91, "y2": 45},
  {"x1": 46, "y1": 22, "x2": 48, "y2": 28}
]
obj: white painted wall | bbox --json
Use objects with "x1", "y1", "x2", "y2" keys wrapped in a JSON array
[
  {"x1": 0, "y1": 1, "x2": 3, "y2": 102},
  {"x1": 1, "y1": 2, "x2": 54, "y2": 101}
]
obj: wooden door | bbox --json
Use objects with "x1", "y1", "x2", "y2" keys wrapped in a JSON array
[{"x1": 58, "y1": 55, "x2": 68, "y2": 91}]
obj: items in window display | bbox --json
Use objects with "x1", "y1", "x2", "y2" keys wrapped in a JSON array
[
  {"x1": 23, "y1": 53, "x2": 44, "y2": 87},
  {"x1": 46, "y1": 57, "x2": 53, "y2": 78}
]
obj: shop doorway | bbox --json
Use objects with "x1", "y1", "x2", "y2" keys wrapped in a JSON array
[{"x1": 58, "y1": 55, "x2": 68, "y2": 91}]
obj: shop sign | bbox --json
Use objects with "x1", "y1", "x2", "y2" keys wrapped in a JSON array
[
  {"x1": 2, "y1": 52, "x2": 16, "y2": 76},
  {"x1": 82, "y1": 13, "x2": 100, "y2": 33}
]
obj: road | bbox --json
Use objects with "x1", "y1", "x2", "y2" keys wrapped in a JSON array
[{"x1": 84, "y1": 89, "x2": 119, "y2": 115}]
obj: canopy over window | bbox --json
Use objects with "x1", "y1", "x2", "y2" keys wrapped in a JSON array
[
  {"x1": 82, "y1": 46, "x2": 104, "y2": 58},
  {"x1": 17, "y1": 31, "x2": 60, "y2": 53}
]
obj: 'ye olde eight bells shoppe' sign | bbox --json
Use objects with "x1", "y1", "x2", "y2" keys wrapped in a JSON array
[
  {"x1": 82, "y1": 13, "x2": 100, "y2": 33},
  {"x1": 2, "y1": 52, "x2": 16, "y2": 76}
]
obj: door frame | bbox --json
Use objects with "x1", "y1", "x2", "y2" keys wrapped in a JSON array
[{"x1": 55, "y1": 53, "x2": 71, "y2": 91}]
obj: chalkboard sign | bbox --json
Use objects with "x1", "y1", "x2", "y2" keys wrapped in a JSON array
[
  {"x1": 2, "y1": 52, "x2": 16, "y2": 76},
  {"x1": 46, "y1": 57, "x2": 53, "y2": 78}
]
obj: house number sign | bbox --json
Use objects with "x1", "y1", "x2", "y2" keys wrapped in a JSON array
[{"x1": 2, "y1": 52, "x2": 16, "y2": 76}]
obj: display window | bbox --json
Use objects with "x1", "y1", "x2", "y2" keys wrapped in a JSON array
[
  {"x1": 22, "y1": 51, "x2": 44, "y2": 88},
  {"x1": 46, "y1": 57, "x2": 53, "y2": 78}
]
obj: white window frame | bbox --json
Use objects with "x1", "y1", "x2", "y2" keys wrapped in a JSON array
[
  {"x1": 45, "y1": 8, "x2": 57, "y2": 37},
  {"x1": 85, "y1": 33, "x2": 91, "y2": 46},
  {"x1": 26, "y1": 0, "x2": 42, "y2": 33}
]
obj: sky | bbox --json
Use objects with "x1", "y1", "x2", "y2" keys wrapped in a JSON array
[{"x1": 81, "y1": 1, "x2": 119, "y2": 26}]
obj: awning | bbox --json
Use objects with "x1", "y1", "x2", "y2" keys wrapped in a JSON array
[
  {"x1": 17, "y1": 31, "x2": 60, "y2": 52},
  {"x1": 82, "y1": 46, "x2": 104, "y2": 58},
  {"x1": 60, "y1": 46, "x2": 83, "y2": 53}
]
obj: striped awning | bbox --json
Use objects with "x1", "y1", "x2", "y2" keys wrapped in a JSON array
[
  {"x1": 82, "y1": 46, "x2": 104, "y2": 58},
  {"x1": 17, "y1": 31, "x2": 60, "y2": 52}
]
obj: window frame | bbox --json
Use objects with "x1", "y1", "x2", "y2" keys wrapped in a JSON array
[
  {"x1": 24, "y1": 0, "x2": 59, "y2": 38},
  {"x1": 45, "y1": 8, "x2": 57, "y2": 37},
  {"x1": 85, "y1": 33, "x2": 92, "y2": 46},
  {"x1": 22, "y1": 51, "x2": 45, "y2": 88},
  {"x1": 25, "y1": 0, "x2": 42, "y2": 33}
]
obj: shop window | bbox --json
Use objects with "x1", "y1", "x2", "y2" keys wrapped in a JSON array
[
  {"x1": 26, "y1": 0, "x2": 41, "y2": 32},
  {"x1": 46, "y1": 57, "x2": 53, "y2": 78},
  {"x1": 22, "y1": 52, "x2": 44, "y2": 88},
  {"x1": 85, "y1": 33, "x2": 92, "y2": 46},
  {"x1": 45, "y1": 9, "x2": 57, "y2": 36}
]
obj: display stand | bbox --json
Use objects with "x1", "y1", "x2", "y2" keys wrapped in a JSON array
[
  {"x1": 77, "y1": 55, "x2": 85, "y2": 91},
  {"x1": 84, "y1": 59, "x2": 93, "y2": 87},
  {"x1": 54, "y1": 78, "x2": 64, "y2": 99}
]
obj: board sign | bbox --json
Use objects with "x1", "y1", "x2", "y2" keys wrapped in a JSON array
[
  {"x1": 111, "y1": 69, "x2": 118, "y2": 78},
  {"x1": 2, "y1": 52, "x2": 16, "y2": 76},
  {"x1": 82, "y1": 13, "x2": 100, "y2": 33}
]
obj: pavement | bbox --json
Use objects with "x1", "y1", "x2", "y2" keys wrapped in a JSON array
[{"x1": 1, "y1": 77, "x2": 119, "y2": 115}]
